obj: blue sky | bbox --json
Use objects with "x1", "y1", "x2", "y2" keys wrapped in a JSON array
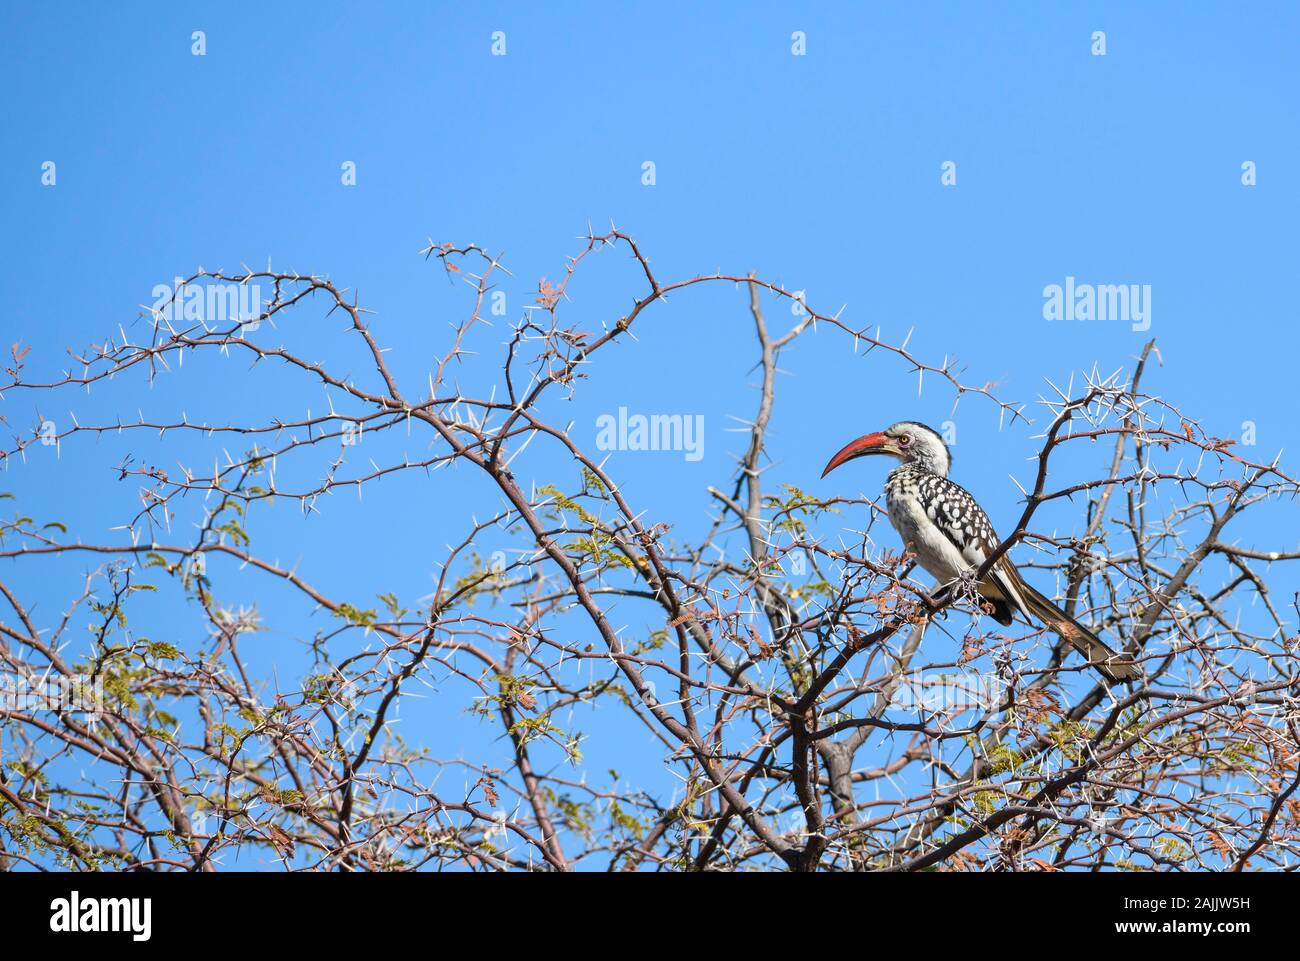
[{"x1": 2, "y1": 3, "x2": 1298, "y2": 866}]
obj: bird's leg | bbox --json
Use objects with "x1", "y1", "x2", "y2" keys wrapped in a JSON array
[
  {"x1": 918, "y1": 587, "x2": 945, "y2": 613},
  {"x1": 896, "y1": 551, "x2": 941, "y2": 615}
]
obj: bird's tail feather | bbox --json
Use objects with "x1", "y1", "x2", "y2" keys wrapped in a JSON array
[{"x1": 1020, "y1": 582, "x2": 1138, "y2": 683}]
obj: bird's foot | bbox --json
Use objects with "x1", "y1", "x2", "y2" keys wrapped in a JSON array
[{"x1": 918, "y1": 589, "x2": 944, "y2": 613}]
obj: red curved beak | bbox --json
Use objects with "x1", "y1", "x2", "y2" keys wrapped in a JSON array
[{"x1": 820, "y1": 431, "x2": 893, "y2": 478}]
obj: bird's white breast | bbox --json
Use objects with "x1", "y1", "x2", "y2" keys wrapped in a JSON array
[{"x1": 885, "y1": 474, "x2": 971, "y2": 584}]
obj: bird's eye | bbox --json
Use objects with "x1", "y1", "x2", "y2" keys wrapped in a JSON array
[{"x1": 898, "y1": 434, "x2": 912, "y2": 447}]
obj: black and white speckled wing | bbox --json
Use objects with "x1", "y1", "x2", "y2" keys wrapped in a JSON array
[{"x1": 907, "y1": 471, "x2": 1031, "y2": 616}]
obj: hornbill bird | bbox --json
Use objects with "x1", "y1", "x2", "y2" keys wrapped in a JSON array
[{"x1": 821, "y1": 421, "x2": 1137, "y2": 683}]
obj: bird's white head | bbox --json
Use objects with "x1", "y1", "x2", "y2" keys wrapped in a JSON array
[{"x1": 820, "y1": 421, "x2": 952, "y2": 478}]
